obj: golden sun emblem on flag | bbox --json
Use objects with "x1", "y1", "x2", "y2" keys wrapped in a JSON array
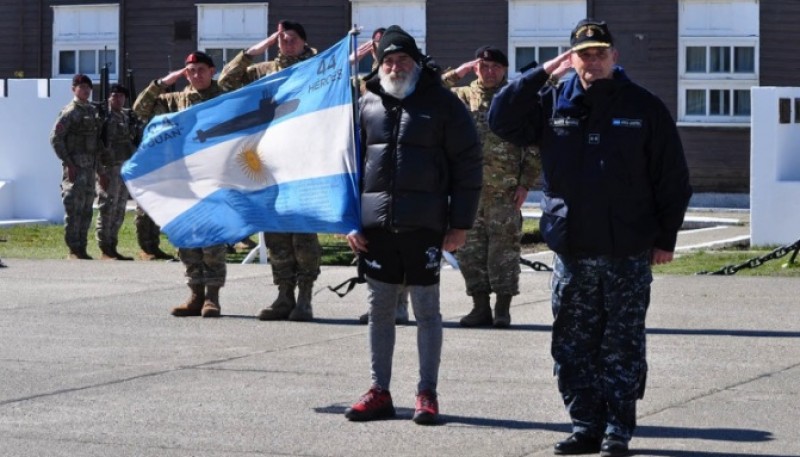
[{"x1": 236, "y1": 143, "x2": 268, "y2": 184}]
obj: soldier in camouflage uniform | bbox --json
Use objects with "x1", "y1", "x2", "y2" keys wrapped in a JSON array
[
  {"x1": 133, "y1": 51, "x2": 229, "y2": 318},
  {"x1": 50, "y1": 74, "x2": 102, "y2": 260},
  {"x1": 443, "y1": 47, "x2": 540, "y2": 328},
  {"x1": 95, "y1": 84, "x2": 135, "y2": 261},
  {"x1": 488, "y1": 19, "x2": 692, "y2": 456},
  {"x1": 218, "y1": 20, "x2": 321, "y2": 322},
  {"x1": 134, "y1": 207, "x2": 175, "y2": 260}
]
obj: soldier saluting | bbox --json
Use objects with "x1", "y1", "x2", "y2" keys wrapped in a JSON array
[{"x1": 133, "y1": 51, "x2": 228, "y2": 318}]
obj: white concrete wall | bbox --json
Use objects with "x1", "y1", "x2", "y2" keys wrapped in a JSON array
[
  {"x1": 0, "y1": 79, "x2": 72, "y2": 223},
  {"x1": 750, "y1": 87, "x2": 800, "y2": 246}
]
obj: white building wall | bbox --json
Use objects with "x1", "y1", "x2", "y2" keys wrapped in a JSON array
[
  {"x1": 0, "y1": 79, "x2": 72, "y2": 223},
  {"x1": 750, "y1": 87, "x2": 800, "y2": 246}
]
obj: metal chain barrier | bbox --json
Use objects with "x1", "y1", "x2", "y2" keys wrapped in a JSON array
[
  {"x1": 520, "y1": 257, "x2": 553, "y2": 272},
  {"x1": 696, "y1": 238, "x2": 800, "y2": 275}
]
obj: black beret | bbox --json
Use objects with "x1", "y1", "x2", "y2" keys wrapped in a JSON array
[
  {"x1": 109, "y1": 84, "x2": 129, "y2": 98},
  {"x1": 72, "y1": 74, "x2": 93, "y2": 88},
  {"x1": 570, "y1": 18, "x2": 614, "y2": 52},
  {"x1": 185, "y1": 51, "x2": 215, "y2": 67},
  {"x1": 475, "y1": 45, "x2": 509, "y2": 67},
  {"x1": 280, "y1": 20, "x2": 307, "y2": 41},
  {"x1": 376, "y1": 25, "x2": 423, "y2": 64}
]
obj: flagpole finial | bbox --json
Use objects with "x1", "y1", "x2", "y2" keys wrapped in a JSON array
[{"x1": 349, "y1": 25, "x2": 362, "y2": 36}]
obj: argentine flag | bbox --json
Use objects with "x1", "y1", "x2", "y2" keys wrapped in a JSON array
[{"x1": 122, "y1": 36, "x2": 360, "y2": 248}]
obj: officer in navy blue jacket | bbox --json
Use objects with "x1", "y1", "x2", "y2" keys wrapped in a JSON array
[{"x1": 488, "y1": 19, "x2": 692, "y2": 457}]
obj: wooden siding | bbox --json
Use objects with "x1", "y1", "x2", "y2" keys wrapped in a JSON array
[
  {"x1": 679, "y1": 127, "x2": 751, "y2": 193},
  {"x1": 760, "y1": 0, "x2": 800, "y2": 86},
  {"x1": 427, "y1": 0, "x2": 509, "y2": 74}
]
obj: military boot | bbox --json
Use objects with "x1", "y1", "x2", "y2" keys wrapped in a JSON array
[
  {"x1": 171, "y1": 284, "x2": 205, "y2": 317},
  {"x1": 493, "y1": 294, "x2": 513, "y2": 328},
  {"x1": 202, "y1": 285, "x2": 222, "y2": 318},
  {"x1": 459, "y1": 293, "x2": 493, "y2": 327},
  {"x1": 258, "y1": 282, "x2": 296, "y2": 320},
  {"x1": 100, "y1": 245, "x2": 134, "y2": 261},
  {"x1": 138, "y1": 249, "x2": 156, "y2": 261},
  {"x1": 289, "y1": 281, "x2": 314, "y2": 321},
  {"x1": 68, "y1": 247, "x2": 93, "y2": 260},
  {"x1": 151, "y1": 247, "x2": 176, "y2": 261}
]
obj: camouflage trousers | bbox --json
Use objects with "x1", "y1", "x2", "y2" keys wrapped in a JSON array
[
  {"x1": 179, "y1": 244, "x2": 227, "y2": 287},
  {"x1": 95, "y1": 164, "x2": 128, "y2": 248},
  {"x1": 264, "y1": 232, "x2": 321, "y2": 286},
  {"x1": 456, "y1": 200, "x2": 522, "y2": 296},
  {"x1": 550, "y1": 251, "x2": 652, "y2": 441},
  {"x1": 134, "y1": 205, "x2": 162, "y2": 253},
  {"x1": 61, "y1": 165, "x2": 96, "y2": 252}
]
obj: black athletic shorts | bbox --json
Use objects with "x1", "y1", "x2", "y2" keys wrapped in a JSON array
[{"x1": 359, "y1": 228, "x2": 445, "y2": 286}]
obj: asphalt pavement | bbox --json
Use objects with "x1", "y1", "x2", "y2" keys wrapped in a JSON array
[{"x1": 1, "y1": 238, "x2": 798, "y2": 456}]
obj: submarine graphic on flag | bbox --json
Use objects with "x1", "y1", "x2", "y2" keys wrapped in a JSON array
[{"x1": 194, "y1": 93, "x2": 300, "y2": 143}]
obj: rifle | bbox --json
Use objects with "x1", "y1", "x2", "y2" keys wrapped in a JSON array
[
  {"x1": 124, "y1": 67, "x2": 144, "y2": 147},
  {"x1": 92, "y1": 57, "x2": 111, "y2": 121}
]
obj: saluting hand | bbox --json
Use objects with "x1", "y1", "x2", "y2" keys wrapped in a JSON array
[
  {"x1": 160, "y1": 68, "x2": 187, "y2": 86},
  {"x1": 544, "y1": 49, "x2": 572, "y2": 77},
  {"x1": 454, "y1": 58, "x2": 481, "y2": 78}
]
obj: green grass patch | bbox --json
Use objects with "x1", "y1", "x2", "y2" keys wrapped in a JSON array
[
  {"x1": 654, "y1": 249, "x2": 800, "y2": 277},
  {"x1": 4, "y1": 211, "x2": 797, "y2": 276}
]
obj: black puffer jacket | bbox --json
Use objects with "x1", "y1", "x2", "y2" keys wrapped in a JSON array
[{"x1": 359, "y1": 68, "x2": 482, "y2": 233}]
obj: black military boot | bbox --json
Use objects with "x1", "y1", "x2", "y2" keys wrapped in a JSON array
[
  {"x1": 459, "y1": 293, "x2": 493, "y2": 327},
  {"x1": 70, "y1": 247, "x2": 93, "y2": 260},
  {"x1": 493, "y1": 294, "x2": 513, "y2": 328}
]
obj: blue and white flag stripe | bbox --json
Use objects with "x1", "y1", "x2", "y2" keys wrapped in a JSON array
[{"x1": 122, "y1": 36, "x2": 360, "y2": 248}]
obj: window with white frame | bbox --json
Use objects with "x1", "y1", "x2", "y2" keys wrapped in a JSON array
[
  {"x1": 197, "y1": 3, "x2": 269, "y2": 68},
  {"x1": 679, "y1": 0, "x2": 759, "y2": 125},
  {"x1": 52, "y1": 4, "x2": 119, "y2": 81},
  {"x1": 508, "y1": 0, "x2": 585, "y2": 75},
  {"x1": 351, "y1": 0, "x2": 427, "y2": 74}
]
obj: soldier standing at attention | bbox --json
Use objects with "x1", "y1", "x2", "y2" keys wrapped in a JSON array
[
  {"x1": 218, "y1": 20, "x2": 321, "y2": 322},
  {"x1": 134, "y1": 207, "x2": 175, "y2": 260},
  {"x1": 442, "y1": 46, "x2": 540, "y2": 328},
  {"x1": 96, "y1": 84, "x2": 135, "y2": 261},
  {"x1": 133, "y1": 51, "x2": 227, "y2": 318},
  {"x1": 50, "y1": 74, "x2": 102, "y2": 260}
]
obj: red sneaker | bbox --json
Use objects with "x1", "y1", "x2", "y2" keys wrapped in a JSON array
[
  {"x1": 344, "y1": 386, "x2": 396, "y2": 421},
  {"x1": 412, "y1": 389, "x2": 439, "y2": 425}
]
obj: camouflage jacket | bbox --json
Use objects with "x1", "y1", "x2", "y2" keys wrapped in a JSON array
[
  {"x1": 133, "y1": 80, "x2": 225, "y2": 123},
  {"x1": 50, "y1": 99, "x2": 101, "y2": 168},
  {"x1": 445, "y1": 72, "x2": 541, "y2": 202},
  {"x1": 218, "y1": 46, "x2": 318, "y2": 91},
  {"x1": 101, "y1": 108, "x2": 137, "y2": 166}
]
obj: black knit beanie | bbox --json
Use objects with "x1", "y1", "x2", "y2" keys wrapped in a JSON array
[{"x1": 375, "y1": 25, "x2": 422, "y2": 63}]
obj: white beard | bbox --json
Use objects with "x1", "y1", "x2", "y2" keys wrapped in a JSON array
[{"x1": 379, "y1": 64, "x2": 421, "y2": 99}]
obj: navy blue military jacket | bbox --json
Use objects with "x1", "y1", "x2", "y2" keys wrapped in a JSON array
[{"x1": 488, "y1": 66, "x2": 692, "y2": 257}]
